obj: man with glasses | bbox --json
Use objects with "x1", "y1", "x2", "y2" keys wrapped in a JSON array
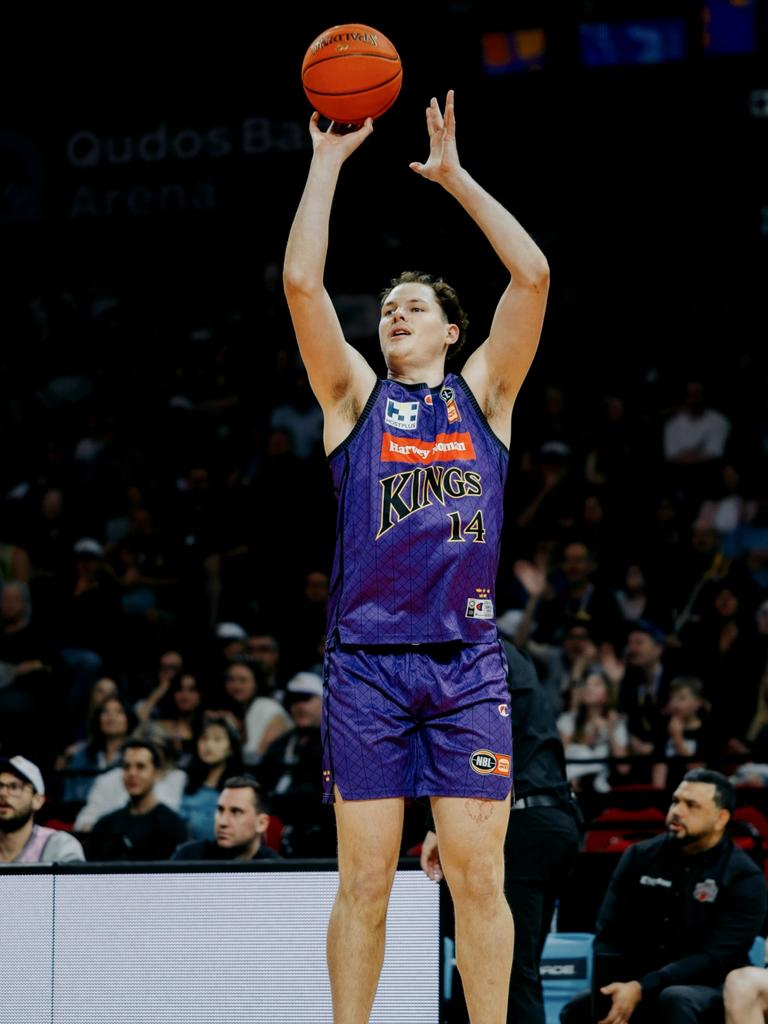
[{"x1": 0, "y1": 755, "x2": 85, "y2": 864}]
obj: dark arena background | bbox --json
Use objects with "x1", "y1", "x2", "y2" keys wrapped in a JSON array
[{"x1": 1, "y1": 2, "x2": 767, "y2": 1022}]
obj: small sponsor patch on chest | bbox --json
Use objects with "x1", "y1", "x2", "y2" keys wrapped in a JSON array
[{"x1": 385, "y1": 398, "x2": 420, "y2": 430}]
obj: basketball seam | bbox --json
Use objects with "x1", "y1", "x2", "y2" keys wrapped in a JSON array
[
  {"x1": 305, "y1": 70, "x2": 402, "y2": 99},
  {"x1": 303, "y1": 53, "x2": 400, "y2": 70}
]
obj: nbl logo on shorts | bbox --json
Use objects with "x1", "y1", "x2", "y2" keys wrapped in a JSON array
[{"x1": 469, "y1": 750, "x2": 511, "y2": 777}]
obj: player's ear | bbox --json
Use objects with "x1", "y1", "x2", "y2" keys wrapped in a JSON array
[{"x1": 445, "y1": 323, "x2": 460, "y2": 346}]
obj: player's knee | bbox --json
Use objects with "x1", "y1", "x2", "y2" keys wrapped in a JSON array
[
  {"x1": 724, "y1": 967, "x2": 762, "y2": 1011},
  {"x1": 337, "y1": 862, "x2": 394, "y2": 911},
  {"x1": 444, "y1": 853, "x2": 504, "y2": 906}
]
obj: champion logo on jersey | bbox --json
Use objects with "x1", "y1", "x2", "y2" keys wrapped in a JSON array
[
  {"x1": 385, "y1": 398, "x2": 420, "y2": 431},
  {"x1": 498, "y1": 703, "x2": 510, "y2": 718},
  {"x1": 440, "y1": 386, "x2": 461, "y2": 424},
  {"x1": 466, "y1": 598, "x2": 494, "y2": 619},
  {"x1": 424, "y1": 394, "x2": 433, "y2": 406}
]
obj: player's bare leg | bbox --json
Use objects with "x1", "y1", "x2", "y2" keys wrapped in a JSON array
[
  {"x1": 725, "y1": 966, "x2": 768, "y2": 1024},
  {"x1": 327, "y1": 789, "x2": 405, "y2": 1024},
  {"x1": 432, "y1": 793, "x2": 513, "y2": 1024}
]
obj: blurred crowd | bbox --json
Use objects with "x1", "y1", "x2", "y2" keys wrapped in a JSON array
[{"x1": 1, "y1": 267, "x2": 767, "y2": 861}]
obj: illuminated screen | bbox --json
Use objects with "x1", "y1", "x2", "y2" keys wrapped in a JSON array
[
  {"x1": 579, "y1": 18, "x2": 688, "y2": 67},
  {"x1": 3, "y1": 865, "x2": 440, "y2": 1024}
]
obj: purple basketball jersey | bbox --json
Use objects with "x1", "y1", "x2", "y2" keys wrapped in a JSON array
[{"x1": 327, "y1": 373, "x2": 508, "y2": 644}]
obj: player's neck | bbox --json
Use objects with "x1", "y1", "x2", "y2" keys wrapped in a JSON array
[{"x1": 386, "y1": 360, "x2": 447, "y2": 389}]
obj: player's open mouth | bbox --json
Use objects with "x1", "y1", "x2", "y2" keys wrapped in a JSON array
[{"x1": 390, "y1": 329, "x2": 411, "y2": 338}]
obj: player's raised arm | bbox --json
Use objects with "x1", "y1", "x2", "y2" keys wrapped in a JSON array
[
  {"x1": 283, "y1": 114, "x2": 377, "y2": 426},
  {"x1": 410, "y1": 91, "x2": 549, "y2": 445}
]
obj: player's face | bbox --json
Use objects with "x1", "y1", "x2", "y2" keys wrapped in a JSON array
[
  {"x1": 666, "y1": 781, "x2": 726, "y2": 846},
  {"x1": 379, "y1": 284, "x2": 456, "y2": 368}
]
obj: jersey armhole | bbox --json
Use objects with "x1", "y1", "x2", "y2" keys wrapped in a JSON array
[
  {"x1": 455, "y1": 374, "x2": 510, "y2": 455},
  {"x1": 326, "y1": 379, "x2": 383, "y2": 463}
]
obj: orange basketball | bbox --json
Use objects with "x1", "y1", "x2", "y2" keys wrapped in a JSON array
[{"x1": 302, "y1": 23, "x2": 402, "y2": 124}]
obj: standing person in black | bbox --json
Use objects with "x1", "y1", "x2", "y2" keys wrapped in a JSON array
[
  {"x1": 561, "y1": 768, "x2": 767, "y2": 1024},
  {"x1": 421, "y1": 642, "x2": 583, "y2": 1023}
]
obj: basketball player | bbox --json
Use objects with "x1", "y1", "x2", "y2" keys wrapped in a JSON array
[{"x1": 283, "y1": 91, "x2": 549, "y2": 1024}]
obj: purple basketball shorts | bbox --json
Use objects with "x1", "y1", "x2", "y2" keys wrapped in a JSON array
[{"x1": 321, "y1": 639, "x2": 513, "y2": 802}]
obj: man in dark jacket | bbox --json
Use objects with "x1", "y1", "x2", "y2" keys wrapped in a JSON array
[
  {"x1": 562, "y1": 768, "x2": 767, "y2": 1023},
  {"x1": 172, "y1": 776, "x2": 281, "y2": 861}
]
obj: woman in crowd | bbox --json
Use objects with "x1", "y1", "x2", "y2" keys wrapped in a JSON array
[
  {"x1": 222, "y1": 657, "x2": 291, "y2": 765},
  {"x1": 179, "y1": 716, "x2": 244, "y2": 840}
]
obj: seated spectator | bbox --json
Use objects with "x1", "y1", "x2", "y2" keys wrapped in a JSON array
[
  {"x1": 90, "y1": 739, "x2": 188, "y2": 861},
  {"x1": 133, "y1": 648, "x2": 184, "y2": 717},
  {"x1": 244, "y1": 631, "x2": 283, "y2": 699},
  {"x1": 74, "y1": 722, "x2": 187, "y2": 831},
  {"x1": 256, "y1": 672, "x2": 335, "y2": 857},
  {"x1": 67, "y1": 675, "x2": 119, "y2": 743},
  {"x1": 152, "y1": 670, "x2": 206, "y2": 760},
  {"x1": 618, "y1": 620, "x2": 677, "y2": 777},
  {"x1": 729, "y1": 660, "x2": 768, "y2": 788},
  {"x1": 724, "y1": 965, "x2": 768, "y2": 1024},
  {"x1": 652, "y1": 677, "x2": 717, "y2": 792},
  {"x1": 0, "y1": 580, "x2": 57, "y2": 771},
  {"x1": 557, "y1": 669, "x2": 629, "y2": 794},
  {"x1": 0, "y1": 756, "x2": 84, "y2": 864},
  {"x1": 55, "y1": 538, "x2": 123, "y2": 729},
  {"x1": 59, "y1": 693, "x2": 137, "y2": 805},
  {"x1": 662, "y1": 379, "x2": 731, "y2": 520},
  {"x1": 696, "y1": 462, "x2": 757, "y2": 537},
  {"x1": 561, "y1": 769, "x2": 766, "y2": 1023},
  {"x1": 221, "y1": 657, "x2": 291, "y2": 765},
  {"x1": 533, "y1": 541, "x2": 626, "y2": 650},
  {"x1": 213, "y1": 621, "x2": 247, "y2": 666},
  {"x1": 612, "y1": 560, "x2": 672, "y2": 633},
  {"x1": 179, "y1": 717, "x2": 244, "y2": 841},
  {"x1": 173, "y1": 775, "x2": 281, "y2": 861}
]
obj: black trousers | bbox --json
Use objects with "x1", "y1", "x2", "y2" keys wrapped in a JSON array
[
  {"x1": 560, "y1": 983, "x2": 724, "y2": 1023},
  {"x1": 446, "y1": 804, "x2": 581, "y2": 1024}
]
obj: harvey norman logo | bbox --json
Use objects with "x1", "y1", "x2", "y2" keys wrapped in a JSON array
[{"x1": 381, "y1": 432, "x2": 476, "y2": 464}]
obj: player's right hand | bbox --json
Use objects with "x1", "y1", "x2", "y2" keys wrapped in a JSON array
[{"x1": 420, "y1": 830, "x2": 443, "y2": 882}]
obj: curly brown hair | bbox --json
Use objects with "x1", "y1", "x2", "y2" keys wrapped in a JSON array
[{"x1": 379, "y1": 271, "x2": 469, "y2": 360}]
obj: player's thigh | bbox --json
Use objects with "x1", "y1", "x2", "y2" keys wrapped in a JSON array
[
  {"x1": 334, "y1": 787, "x2": 404, "y2": 898},
  {"x1": 430, "y1": 792, "x2": 510, "y2": 891}
]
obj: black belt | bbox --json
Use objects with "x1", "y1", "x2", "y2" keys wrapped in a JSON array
[{"x1": 511, "y1": 794, "x2": 562, "y2": 811}]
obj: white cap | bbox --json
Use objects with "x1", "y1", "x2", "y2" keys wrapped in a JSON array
[
  {"x1": 215, "y1": 622, "x2": 248, "y2": 641},
  {"x1": 286, "y1": 672, "x2": 323, "y2": 699},
  {"x1": 0, "y1": 755, "x2": 45, "y2": 795},
  {"x1": 73, "y1": 537, "x2": 103, "y2": 558}
]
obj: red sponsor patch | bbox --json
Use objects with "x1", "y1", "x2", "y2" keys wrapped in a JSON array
[{"x1": 381, "y1": 431, "x2": 476, "y2": 464}]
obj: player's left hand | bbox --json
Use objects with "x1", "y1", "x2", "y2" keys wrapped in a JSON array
[
  {"x1": 410, "y1": 90, "x2": 461, "y2": 184},
  {"x1": 598, "y1": 980, "x2": 642, "y2": 1024},
  {"x1": 419, "y1": 830, "x2": 443, "y2": 882}
]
